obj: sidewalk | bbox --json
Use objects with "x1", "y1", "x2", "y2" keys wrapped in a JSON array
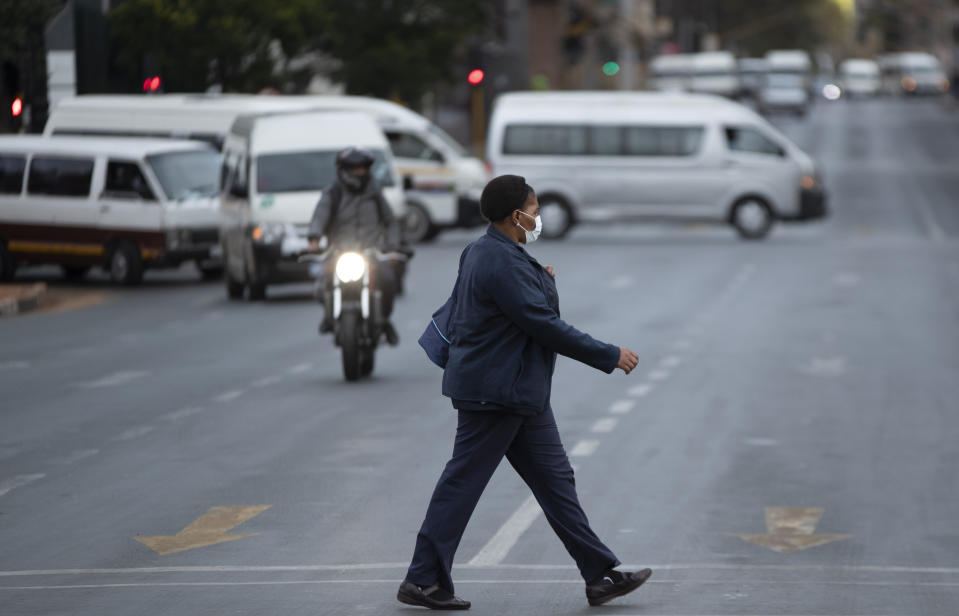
[{"x1": 0, "y1": 283, "x2": 47, "y2": 316}]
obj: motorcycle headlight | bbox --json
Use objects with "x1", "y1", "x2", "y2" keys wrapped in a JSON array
[{"x1": 335, "y1": 252, "x2": 366, "y2": 283}]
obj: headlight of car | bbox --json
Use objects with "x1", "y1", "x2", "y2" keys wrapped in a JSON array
[{"x1": 335, "y1": 252, "x2": 366, "y2": 283}]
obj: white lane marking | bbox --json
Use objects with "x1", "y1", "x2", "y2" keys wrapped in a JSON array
[
  {"x1": 569, "y1": 440, "x2": 599, "y2": 457},
  {"x1": 0, "y1": 474, "x2": 45, "y2": 498},
  {"x1": 112, "y1": 426, "x2": 155, "y2": 442},
  {"x1": 288, "y1": 363, "x2": 313, "y2": 375},
  {"x1": 590, "y1": 418, "x2": 618, "y2": 433},
  {"x1": 161, "y1": 406, "x2": 205, "y2": 422},
  {"x1": 53, "y1": 449, "x2": 100, "y2": 465},
  {"x1": 609, "y1": 399, "x2": 636, "y2": 414},
  {"x1": 908, "y1": 181, "x2": 946, "y2": 242},
  {"x1": 79, "y1": 370, "x2": 149, "y2": 389},
  {"x1": 0, "y1": 360, "x2": 29, "y2": 371},
  {"x1": 628, "y1": 383, "x2": 653, "y2": 397},
  {"x1": 4, "y1": 579, "x2": 958, "y2": 592},
  {"x1": 661, "y1": 355, "x2": 683, "y2": 368},
  {"x1": 647, "y1": 369, "x2": 670, "y2": 381},
  {"x1": 799, "y1": 356, "x2": 847, "y2": 378},
  {"x1": 252, "y1": 376, "x2": 282, "y2": 388},
  {"x1": 4, "y1": 562, "x2": 959, "y2": 577},
  {"x1": 608, "y1": 275, "x2": 633, "y2": 290},
  {"x1": 214, "y1": 390, "x2": 244, "y2": 403},
  {"x1": 467, "y1": 495, "x2": 543, "y2": 566},
  {"x1": 745, "y1": 438, "x2": 779, "y2": 447}
]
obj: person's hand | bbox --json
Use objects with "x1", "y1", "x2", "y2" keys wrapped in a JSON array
[
  {"x1": 617, "y1": 347, "x2": 639, "y2": 374},
  {"x1": 308, "y1": 238, "x2": 320, "y2": 252},
  {"x1": 544, "y1": 265, "x2": 556, "y2": 278}
]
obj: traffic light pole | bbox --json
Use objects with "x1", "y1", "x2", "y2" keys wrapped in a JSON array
[{"x1": 470, "y1": 85, "x2": 485, "y2": 159}]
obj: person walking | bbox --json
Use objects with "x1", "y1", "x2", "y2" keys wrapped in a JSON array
[{"x1": 398, "y1": 175, "x2": 651, "y2": 610}]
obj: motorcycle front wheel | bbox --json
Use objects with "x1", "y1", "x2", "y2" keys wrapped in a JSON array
[{"x1": 339, "y1": 311, "x2": 364, "y2": 382}]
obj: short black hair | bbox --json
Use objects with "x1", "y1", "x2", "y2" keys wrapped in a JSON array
[{"x1": 480, "y1": 174, "x2": 535, "y2": 222}]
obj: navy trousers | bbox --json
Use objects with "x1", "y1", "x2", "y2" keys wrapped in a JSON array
[{"x1": 405, "y1": 406, "x2": 620, "y2": 594}]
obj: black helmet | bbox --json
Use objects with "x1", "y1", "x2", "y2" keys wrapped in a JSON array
[{"x1": 335, "y1": 147, "x2": 375, "y2": 192}]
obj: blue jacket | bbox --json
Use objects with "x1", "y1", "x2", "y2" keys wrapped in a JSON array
[{"x1": 442, "y1": 226, "x2": 620, "y2": 415}]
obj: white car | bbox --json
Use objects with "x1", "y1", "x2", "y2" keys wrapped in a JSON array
[{"x1": 486, "y1": 91, "x2": 826, "y2": 240}]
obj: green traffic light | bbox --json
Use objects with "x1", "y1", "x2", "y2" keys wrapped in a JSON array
[{"x1": 602, "y1": 61, "x2": 620, "y2": 76}]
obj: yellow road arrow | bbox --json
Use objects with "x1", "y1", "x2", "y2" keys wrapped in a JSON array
[
  {"x1": 136, "y1": 505, "x2": 271, "y2": 556},
  {"x1": 736, "y1": 507, "x2": 850, "y2": 553}
]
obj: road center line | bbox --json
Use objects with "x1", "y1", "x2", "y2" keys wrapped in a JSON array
[
  {"x1": 0, "y1": 474, "x2": 45, "y2": 498},
  {"x1": 161, "y1": 406, "x2": 206, "y2": 422},
  {"x1": 112, "y1": 426, "x2": 156, "y2": 441},
  {"x1": 569, "y1": 440, "x2": 599, "y2": 457},
  {"x1": 647, "y1": 369, "x2": 670, "y2": 381},
  {"x1": 288, "y1": 363, "x2": 313, "y2": 375},
  {"x1": 214, "y1": 390, "x2": 244, "y2": 403},
  {"x1": 79, "y1": 370, "x2": 149, "y2": 389},
  {"x1": 590, "y1": 418, "x2": 618, "y2": 433},
  {"x1": 467, "y1": 495, "x2": 543, "y2": 566},
  {"x1": 252, "y1": 376, "x2": 282, "y2": 388},
  {"x1": 628, "y1": 383, "x2": 653, "y2": 397},
  {"x1": 609, "y1": 399, "x2": 636, "y2": 414},
  {"x1": 660, "y1": 356, "x2": 682, "y2": 368},
  {"x1": 53, "y1": 449, "x2": 100, "y2": 465},
  {"x1": 0, "y1": 360, "x2": 29, "y2": 371}
]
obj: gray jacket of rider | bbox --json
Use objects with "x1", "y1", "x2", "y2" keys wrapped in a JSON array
[{"x1": 307, "y1": 179, "x2": 402, "y2": 249}]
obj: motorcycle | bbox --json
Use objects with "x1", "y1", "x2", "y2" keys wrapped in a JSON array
[{"x1": 300, "y1": 247, "x2": 408, "y2": 381}]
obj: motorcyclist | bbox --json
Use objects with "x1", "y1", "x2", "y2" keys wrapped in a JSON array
[{"x1": 307, "y1": 147, "x2": 404, "y2": 346}]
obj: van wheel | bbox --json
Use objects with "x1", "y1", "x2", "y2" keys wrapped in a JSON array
[
  {"x1": 539, "y1": 195, "x2": 575, "y2": 239},
  {"x1": 62, "y1": 266, "x2": 90, "y2": 280},
  {"x1": 198, "y1": 263, "x2": 224, "y2": 280},
  {"x1": 730, "y1": 197, "x2": 774, "y2": 240},
  {"x1": 0, "y1": 241, "x2": 16, "y2": 281},
  {"x1": 405, "y1": 202, "x2": 439, "y2": 243},
  {"x1": 108, "y1": 242, "x2": 144, "y2": 285},
  {"x1": 248, "y1": 282, "x2": 267, "y2": 301},
  {"x1": 225, "y1": 274, "x2": 244, "y2": 300}
]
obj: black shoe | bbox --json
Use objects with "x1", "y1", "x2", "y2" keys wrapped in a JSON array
[
  {"x1": 397, "y1": 581, "x2": 470, "y2": 610},
  {"x1": 319, "y1": 317, "x2": 334, "y2": 334},
  {"x1": 585, "y1": 568, "x2": 652, "y2": 606},
  {"x1": 383, "y1": 321, "x2": 400, "y2": 346}
]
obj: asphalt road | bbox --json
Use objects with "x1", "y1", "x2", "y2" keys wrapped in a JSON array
[{"x1": 2, "y1": 98, "x2": 958, "y2": 616}]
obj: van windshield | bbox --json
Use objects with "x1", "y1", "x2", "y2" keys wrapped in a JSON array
[
  {"x1": 256, "y1": 149, "x2": 394, "y2": 193},
  {"x1": 147, "y1": 149, "x2": 221, "y2": 200},
  {"x1": 427, "y1": 124, "x2": 467, "y2": 157}
]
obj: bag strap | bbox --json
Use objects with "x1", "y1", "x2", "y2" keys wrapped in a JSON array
[
  {"x1": 445, "y1": 244, "x2": 472, "y2": 341},
  {"x1": 322, "y1": 182, "x2": 343, "y2": 238}
]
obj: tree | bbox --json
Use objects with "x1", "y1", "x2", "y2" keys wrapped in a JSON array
[{"x1": 312, "y1": 0, "x2": 487, "y2": 105}]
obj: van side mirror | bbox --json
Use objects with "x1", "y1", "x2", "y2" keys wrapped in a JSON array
[{"x1": 403, "y1": 176, "x2": 414, "y2": 191}]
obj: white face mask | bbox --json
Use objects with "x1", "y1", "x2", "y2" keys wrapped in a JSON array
[{"x1": 515, "y1": 210, "x2": 542, "y2": 243}]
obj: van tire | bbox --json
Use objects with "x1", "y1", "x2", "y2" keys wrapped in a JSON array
[
  {"x1": 198, "y1": 264, "x2": 224, "y2": 280},
  {"x1": 730, "y1": 197, "x2": 775, "y2": 240},
  {"x1": 226, "y1": 274, "x2": 244, "y2": 300},
  {"x1": 0, "y1": 241, "x2": 15, "y2": 281},
  {"x1": 62, "y1": 266, "x2": 90, "y2": 280},
  {"x1": 108, "y1": 241, "x2": 144, "y2": 285},
  {"x1": 538, "y1": 195, "x2": 575, "y2": 239},
  {"x1": 405, "y1": 202, "x2": 439, "y2": 243},
  {"x1": 248, "y1": 282, "x2": 267, "y2": 301}
]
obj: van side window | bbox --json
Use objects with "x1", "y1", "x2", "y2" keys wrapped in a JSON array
[
  {"x1": 503, "y1": 125, "x2": 587, "y2": 155},
  {"x1": 105, "y1": 160, "x2": 156, "y2": 200},
  {"x1": 725, "y1": 127, "x2": 784, "y2": 156},
  {"x1": 625, "y1": 126, "x2": 704, "y2": 156},
  {"x1": 386, "y1": 132, "x2": 445, "y2": 163},
  {"x1": 0, "y1": 155, "x2": 26, "y2": 194},
  {"x1": 589, "y1": 126, "x2": 622, "y2": 155},
  {"x1": 27, "y1": 157, "x2": 94, "y2": 197}
]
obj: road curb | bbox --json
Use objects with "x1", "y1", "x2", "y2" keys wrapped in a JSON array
[{"x1": 0, "y1": 283, "x2": 47, "y2": 316}]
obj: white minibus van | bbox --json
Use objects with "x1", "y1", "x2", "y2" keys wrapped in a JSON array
[
  {"x1": 486, "y1": 91, "x2": 826, "y2": 240},
  {"x1": 879, "y1": 52, "x2": 949, "y2": 96},
  {"x1": 0, "y1": 136, "x2": 222, "y2": 284},
  {"x1": 689, "y1": 52, "x2": 740, "y2": 98},
  {"x1": 45, "y1": 94, "x2": 489, "y2": 242},
  {"x1": 838, "y1": 59, "x2": 881, "y2": 97},
  {"x1": 219, "y1": 111, "x2": 405, "y2": 300},
  {"x1": 760, "y1": 50, "x2": 813, "y2": 115},
  {"x1": 649, "y1": 55, "x2": 693, "y2": 92}
]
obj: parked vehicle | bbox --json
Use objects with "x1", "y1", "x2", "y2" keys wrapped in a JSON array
[
  {"x1": 44, "y1": 94, "x2": 488, "y2": 243},
  {"x1": 879, "y1": 52, "x2": 949, "y2": 96},
  {"x1": 219, "y1": 111, "x2": 405, "y2": 300},
  {"x1": 0, "y1": 136, "x2": 221, "y2": 284},
  {"x1": 486, "y1": 91, "x2": 826, "y2": 240},
  {"x1": 839, "y1": 59, "x2": 881, "y2": 97},
  {"x1": 760, "y1": 50, "x2": 813, "y2": 115},
  {"x1": 301, "y1": 247, "x2": 408, "y2": 381},
  {"x1": 689, "y1": 52, "x2": 740, "y2": 98},
  {"x1": 649, "y1": 54, "x2": 693, "y2": 92},
  {"x1": 738, "y1": 58, "x2": 768, "y2": 99}
]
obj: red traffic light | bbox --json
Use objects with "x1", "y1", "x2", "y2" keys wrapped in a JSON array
[
  {"x1": 142, "y1": 76, "x2": 162, "y2": 92},
  {"x1": 467, "y1": 69, "x2": 485, "y2": 86},
  {"x1": 11, "y1": 97, "x2": 23, "y2": 117}
]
